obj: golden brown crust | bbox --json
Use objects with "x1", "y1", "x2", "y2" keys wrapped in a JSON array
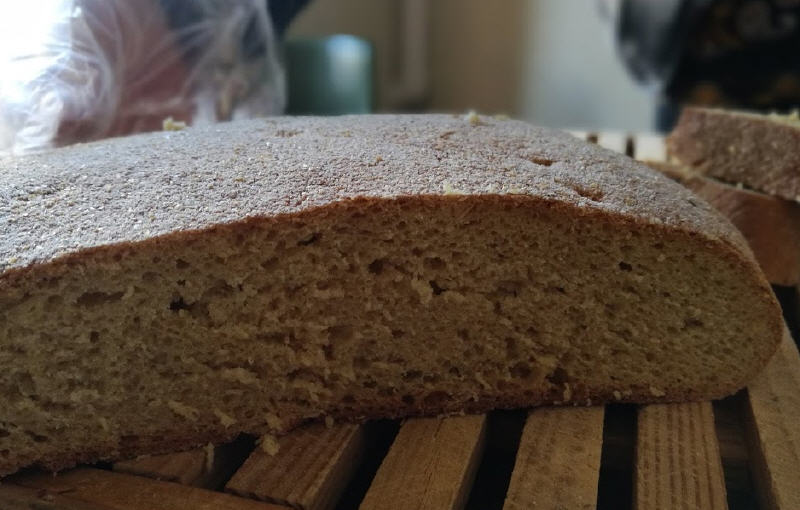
[{"x1": 667, "y1": 107, "x2": 800, "y2": 202}]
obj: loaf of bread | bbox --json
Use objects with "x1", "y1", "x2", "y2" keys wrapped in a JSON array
[
  {"x1": 0, "y1": 115, "x2": 783, "y2": 476},
  {"x1": 646, "y1": 161, "x2": 800, "y2": 286},
  {"x1": 668, "y1": 107, "x2": 800, "y2": 202}
]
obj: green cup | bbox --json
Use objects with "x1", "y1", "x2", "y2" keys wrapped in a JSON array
[{"x1": 285, "y1": 35, "x2": 374, "y2": 115}]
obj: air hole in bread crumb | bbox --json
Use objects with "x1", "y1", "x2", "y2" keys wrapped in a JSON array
[
  {"x1": 0, "y1": 449, "x2": 9, "y2": 458},
  {"x1": 423, "y1": 391, "x2": 449, "y2": 408},
  {"x1": 546, "y1": 367, "x2": 570, "y2": 385},
  {"x1": 297, "y1": 232, "x2": 321, "y2": 246},
  {"x1": 89, "y1": 331, "x2": 100, "y2": 343},
  {"x1": 76, "y1": 291, "x2": 124, "y2": 307},
  {"x1": 402, "y1": 394, "x2": 415, "y2": 405},
  {"x1": 424, "y1": 257, "x2": 446, "y2": 270},
  {"x1": 367, "y1": 259, "x2": 385, "y2": 275},
  {"x1": 510, "y1": 362, "x2": 533, "y2": 379},
  {"x1": 505, "y1": 337, "x2": 518, "y2": 357},
  {"x1": 618, "y1": 261, "x2": 633, "y2": 271},
  {"x1": 391, "y1": 329, "x2": 405, "y2": 339},
  {"x1": 403, "y1": 370, "x2": 422, "y2": 381},
  {"x1": 0, "y1": 429, "x2": 9, "y2": 438},
  {"x1": 175, "y1": 258, "x2": 190, "y2": 269},
  {"x1": 429, "y1": 280, "x2": 446, "y2": 295},
  {"x1": 683, "y1": 317, "x2": 704, "y2": 329},
  {"x1": 457, "y1": 329, "x2": 470, "y2": 341},
  {"x1": 325, "y1": 325, "x2": 353, "y2": 342},
  {"x1": 169, "y1": 296, "x2": 191, "y2": 312}
]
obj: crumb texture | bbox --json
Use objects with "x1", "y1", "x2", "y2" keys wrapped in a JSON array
[{"x1": 0, "y1": 115, "x2": 782, "y2": 476}]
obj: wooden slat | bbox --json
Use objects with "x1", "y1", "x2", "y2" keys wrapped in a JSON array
[
  {"x1": 359, "y1": 415, "x2": 486, "y2": 510},
  {"x1": 226, "y1": 423, "x2": 365, "y2": 510},
  {"x1": 503, "y1": 406, "x2": 604, "y2": 510},
  {"x1": 635, "y1": 402, "x2": 728, "y2": 510},
  {"x1": 113, "y1": 441, "x2": 244, "y2": 488},
  {"x1": 8, "y1": 468, "x2": 286, "y2": 510},
  {"x1": 743, "y1": 331, "x2": 800, "y2": 510},
  {"x1": 632, "y1": 133, "x2": 667, "y2": 162},
  {"x1": 596, "y1": 131, "x2": 629, "y2": 155},
  {"x1": 0, "y1": 482, "x2": 112, "y2": 510}
]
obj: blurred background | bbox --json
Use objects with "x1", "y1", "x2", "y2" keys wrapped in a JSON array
[{"x1": 2, "y1": 0, "x2": 799, "y2": 153}]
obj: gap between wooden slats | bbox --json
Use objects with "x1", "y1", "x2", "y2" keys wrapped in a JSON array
[
  {"x1": 743, "y1": 330, "x2": 800, "y2": 510},
  {"x1": 635, "y1": 402, "x2": 728, "y2": 510},
  {"x1": 226, "y1": 423, "x2": 365, "y2": 510},
  {"x1": 502, "y1": 406, "x2": 604, "y2": 510},
  {"x1": 7, "y1": 468, "x2": 286, "y2": 510},
  {"x1": 359, "y1": 415, "x2": 486, "y2": 510}
]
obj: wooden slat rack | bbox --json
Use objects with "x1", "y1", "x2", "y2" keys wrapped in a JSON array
[{"x1": 3, "y1": 133, "x2": 798, "y2": 510}]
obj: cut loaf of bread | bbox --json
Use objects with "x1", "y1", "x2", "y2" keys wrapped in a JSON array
[
  {"x1": 646, "y1": 161, "x2": 800, "y2": 286},
  {"x1": 0, "y1": 115, "x2": 783, "y2": 476},
  {"x1": 667, "y1": 107, "x2": 800, "y2": 202}
]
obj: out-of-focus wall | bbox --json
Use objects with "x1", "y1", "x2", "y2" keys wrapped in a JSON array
[
  {"x1": 287, "y1": 0, "x2": 656, "y2": 130},
  {"x1": 520, "y1": 0, "x2": 655, "y2": 131},
  {"x1": 428, "y1": 0, "x2": 525, "y2": 115}
]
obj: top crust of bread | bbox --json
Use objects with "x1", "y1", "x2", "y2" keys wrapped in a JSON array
[{"x1": 1, "y1": 114, "x2": 752, "y2": 283}]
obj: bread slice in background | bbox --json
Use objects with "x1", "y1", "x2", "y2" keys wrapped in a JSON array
[
  {"x1": 667, "y1": 107, "x2": 800, "y2": 202},
  {"x1": 645, "y1": 161, "x2": 800, "y2": 286},
  {"x1": 0, "y1": 115, "x2": 783, "y2": 476}
]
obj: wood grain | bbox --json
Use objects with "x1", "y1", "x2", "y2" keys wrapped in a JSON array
[
  {"x1": 503, "y1": 406, "x2": 604, "y2": 510},
  {"x1": 743, "y1": 331, "x2": 800, "y2": 510},
  {"x1": 359, "y1": 415, "x2": 486, "y2": 510},
  {"x1": 635, "y1": 402, "x2": 728, "y2": 510},
  {"x1": 113, "y1": 440, "x2": 246, "y2": 488},
  {"x1": 225, "y1": 423, "x2": 365, "y2": 510},
  {"x1": 7, "y1": 468, "x2": 286, "y2": 510}
]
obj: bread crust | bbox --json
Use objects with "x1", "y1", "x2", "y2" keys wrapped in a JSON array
[{"x1": 667, "y1": 107, "x2": 800, "y2": 202}]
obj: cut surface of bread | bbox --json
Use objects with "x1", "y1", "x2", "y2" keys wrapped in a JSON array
[
  {"x1": 646, "y1": 161, "x2": 800, "y2": 286},
  {"x1": 0, "y1": 115, "x2": 783, "y2": 476},
  {"x1": 667, "y1": 107, "x2": 800, "y2": 202}
]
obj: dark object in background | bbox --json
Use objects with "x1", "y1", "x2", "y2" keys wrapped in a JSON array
[{"x1": 615, "y1": 0, "x2": 800, "y2": 130}]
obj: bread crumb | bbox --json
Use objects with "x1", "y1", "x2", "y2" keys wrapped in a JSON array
[
  {"x1": 442, "y1": 181, "x2": 465, "y2": 195},
  {"x1": 613, "y1": 390, "x2": 622, "y2": 400},
  {"x1": 265, "y1": 413, "x2": 283, "y2": 431},
  {"x1": 325, "y1": 416, "x2": 335, "y2": 429},
  {"x1": 213, "y1": 409, "x2": 236, "y2": 427},
  {"x1": 562, "y1": 383, "x2": 572, "y2": 402},
  {"x1": 162, "y1": 117, "x2": 186, "y2": 131},
  {"x1": 98, "y1": 417, "x2": 110, "y2": 432},
  {"x1": 258, "y1": 435, "x2": 280, "y2": 456},
  {"x1": 220, "y1": 367, "x2": 260, "y2": 386},
  {"x1": 465, "y1": 110, "x2": 482, "y2": 126},
  {"x1": 167, "y1": 401, "x2": 200, "y2": 421},
  {"x1": 204, "y1": 443, "x2": 214, "y2": 473},
  {"x1": 649, "y1": 386, "x2": 666, "y2": 397}
]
